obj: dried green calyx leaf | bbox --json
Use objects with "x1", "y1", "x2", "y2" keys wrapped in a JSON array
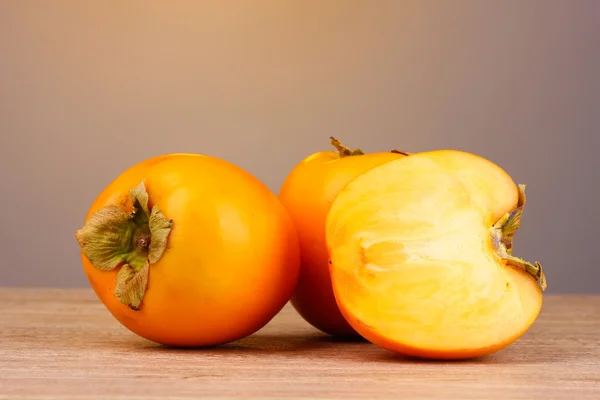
[
  {"x1": 496, "y1": 184, "x2": 527, "y2": 255},
  {"x1": 329, "y1": 136, "x2": 411, "y2": 157},
  {"x1": 130, "y1": 180, "x2": 150, "y2": 216},
  {"x1": 492, "y1": 184, "x2": 547, "y2": 291},
  {"x1": 148, "y1": 206, "x2": 172, "y2": 263},
  {"x1": 75, "y1": 206, "x2": 136, "y2": 271},
  {"x1": 330, "y1": 136, "x2": 365, "y2": 157},
  {"x1": 114, "y1": 262, "x2": 150, "y2": 311},
  {"x1": 75, "y1": 181, "x2": 172, "y2": 310}
]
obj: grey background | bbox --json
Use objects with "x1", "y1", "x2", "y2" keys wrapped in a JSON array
[{"x1": 0, "y1": 1, "x2": 598, "y2": 292}]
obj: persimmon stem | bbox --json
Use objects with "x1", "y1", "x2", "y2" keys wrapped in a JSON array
[{"x1": 136, "y1": 235, "x2": 151, "y2": 250}]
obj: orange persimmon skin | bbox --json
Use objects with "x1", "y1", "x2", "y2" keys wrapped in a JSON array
[
  {"x1": 278, "y1": 150, "x2": 403, "y2": 336},
  {"x1": 80, "y1": 154, "x2": 300, "y2": 347}
]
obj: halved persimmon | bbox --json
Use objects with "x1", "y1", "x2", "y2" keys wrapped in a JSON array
[
  {"x1": 278, "y1": 138, "x2": 406, "y2": 336},
  {"x1": 325, "y1": 150, "x2": 546, "y2": 359}
]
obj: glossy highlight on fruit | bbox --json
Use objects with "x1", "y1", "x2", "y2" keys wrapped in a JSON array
[
  {"x1": 325, "y1": 150, "x2": 546, "y2": 359},
  {"x1": 279, "y1": 138, "x2": 406, "y2": 336},
  {"x1": 75, "y1": 154, "x2": 300, "y2": 347}
]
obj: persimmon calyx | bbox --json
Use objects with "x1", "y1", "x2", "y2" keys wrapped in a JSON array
[
  {"x1": 329, "y1": 136, "x2": 411, "y2": 157},
  {"x1": 329, "y1": 137, "x2": 365, "y2": 157},
  {"x1": 75, "y1": 181, "x2": 172, "y2": 310},
  {"x1": 492, "y1": 184, "x2": 547, "y2": 291}
]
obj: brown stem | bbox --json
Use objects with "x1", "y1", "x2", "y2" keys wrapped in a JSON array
[{"x1": 137, "y1": 235, "x2": 151, "y2": 250}]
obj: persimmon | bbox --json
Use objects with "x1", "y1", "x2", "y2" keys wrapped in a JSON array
[
  {"x1": 326, "y1": 150, "x2": 547, "y2": 359},
  {"x1": 75, "y1": 154, "x2": 300, "y2": 347},
  {"x1": 278, "y1": 138, "x2": 406, "y2": 336}
]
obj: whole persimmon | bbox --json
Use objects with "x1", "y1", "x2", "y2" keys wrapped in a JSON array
[
  {"x1": 278, "y1": 138, "x2": 407, "y2": 336},
  {"x1": 75, "y1": 154, "x2": 300, "y2": 347},
  {"x1": 326, "y1": 150, "x2": 547, "y2": 359}
]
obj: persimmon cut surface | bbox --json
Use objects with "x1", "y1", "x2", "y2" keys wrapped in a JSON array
[{"x1": 326, "y1": 151, "x2": 546, "y2": 359}]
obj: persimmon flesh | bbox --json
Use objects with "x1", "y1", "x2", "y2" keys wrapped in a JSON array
[
  {"x1": 326, "y1": 150, "x2": 546, "y2": 359},
  {"x1": 278, "y1": 138, "x2": 405, "y2": 336}
]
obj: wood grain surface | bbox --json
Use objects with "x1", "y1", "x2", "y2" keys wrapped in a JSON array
[{"x1": 0, "y1": 289, "x2": 599, "y2": 399}]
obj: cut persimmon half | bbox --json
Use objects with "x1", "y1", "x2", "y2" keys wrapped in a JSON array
[{"x1": 325, "y1": 150, "x2": 546, "y2": 360}]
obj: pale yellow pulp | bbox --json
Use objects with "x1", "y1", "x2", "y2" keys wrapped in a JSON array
[{"x1": 326, "y1": 152, "x2": 542, "y2": 354}]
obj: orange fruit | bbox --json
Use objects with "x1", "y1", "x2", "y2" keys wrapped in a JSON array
[
  {"x1": 326, "y1": 150, "x2": 546, "y2": 358},
  {"x1": 75, "y1": 154, "x2": 300, "y2": 347},
  {"x1": 278, "y1": 138, "x2": 406, "y2": 336}
]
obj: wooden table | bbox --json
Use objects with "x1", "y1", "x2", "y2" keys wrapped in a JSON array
[{"x1": 1, "y1": 289, "x2": 599, "y2": 399}]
